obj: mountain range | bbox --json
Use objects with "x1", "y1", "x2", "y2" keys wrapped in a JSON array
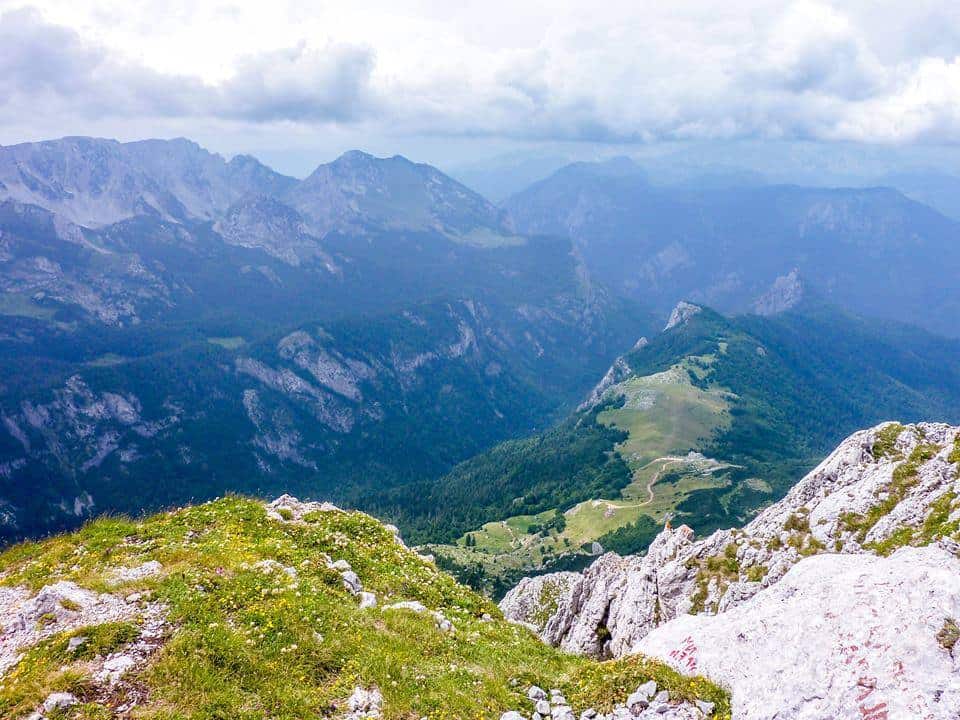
[
  {"x1": 1, "y1": 135, "x2": 960, "y2": 719},
  {"x1": 2, "y1": 135, "x2": 960, "y2": 558},
  {"x1": 504, "y1": 157, "x2": 960, "y2": 338},
  {"x1": 0, "y1": 137, "x2": 644, "y2": 542}
]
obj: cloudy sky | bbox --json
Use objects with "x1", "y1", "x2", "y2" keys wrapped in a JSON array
[{"x1": 2, "y1": 1, "x2": 960, "y2": 175}]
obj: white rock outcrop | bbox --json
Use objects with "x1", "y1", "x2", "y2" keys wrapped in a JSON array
[
  {"x1": 265, "y1": 494, "x2": 341, "y2": 522},
  {"x1": 343, "y1": 685, "x2": 383, "y2": 719},
  {"x1": 0, "y1": 581, "x2": 146, "y2": 674},
  {"x1": 663, "y1": 302, "x2": 702, "y2": 331},
  {"x1": 634, "y1": 546, "x2": 960, "y2": 719},
  {"x1": 501, "y1": 422, "x2": 960, "y2": 718},
  {"x1": 499, "y1": 679, "x2": 714, "y2": 720}
]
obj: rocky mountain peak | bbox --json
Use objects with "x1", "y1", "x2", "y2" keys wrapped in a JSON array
[
  {"x1": 663, "y1": 301, "x2": 702, "y2": 331},
  {"x1": 330, "y1": 149, "x2": 384, "y2": 166},
  {"x1": 0, "y1": 136, "x2": 293, "y2": 227},
  {"x1": 289, "y1": 148, "x2": 514, "y2": 242}
]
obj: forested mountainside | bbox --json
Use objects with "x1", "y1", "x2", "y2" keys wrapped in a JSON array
[
  {"x1": 503, "y1": 157, "x2": 960, "y2": 338},
  {"x1": 4, "y1": 135, "x2": 960, "y2": 560},
  {"x1": 411, "y1": 303, "x2": 960, "y2": 595},
  {"x1": 0, "y1": 137, "x2": 648, "y2": 542}
]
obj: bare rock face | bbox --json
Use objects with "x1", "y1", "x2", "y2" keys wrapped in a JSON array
[
  {"x1": 751, "y1": 269, "x2": 803, "y2": 316},
  {"x1": 634, "y1": 546, "x2": 960, "y2": 720},
  {"x1": 663, "y1": 302, "x2": 702, "y2": 331},
  {"x1": 215, "y1": 195, "x2": 338, "y2": 270},
  {"x1": 501, "y1": 523, "x2": 710, "y2": 658}
]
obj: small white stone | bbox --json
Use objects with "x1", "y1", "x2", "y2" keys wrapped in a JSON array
[
  {"x1": 636, "y1": 681, "x2": 657, "y2": 699},
  {"x1": 43, "y1": 692, "x2": 78, "y2": 712},
  {"x1": 341, "y1": 570, "x2": 362, "y2": 595},
  {"x1": 694, "y1": 700, "x2": 715, "y2": 716},
  {"x1": 527, "y1": 686, "x2": 547, "y2": 700}
]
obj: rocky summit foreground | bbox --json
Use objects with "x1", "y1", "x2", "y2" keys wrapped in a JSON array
[
  {"x1": 1, "y1": 422, "x2": 957, "y2": 719},
  {"x1": 501, "y1": 422, "x2": 960, "y2": 719}
]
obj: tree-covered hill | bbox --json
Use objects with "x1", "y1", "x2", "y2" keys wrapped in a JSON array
[{"x1": 404, "y1": 303, "x2": 960, "y2": 593}]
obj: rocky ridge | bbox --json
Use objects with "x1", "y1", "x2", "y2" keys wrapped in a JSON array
[{"x1": 501, "y1": 422, "x2": 960, "y2": 718}]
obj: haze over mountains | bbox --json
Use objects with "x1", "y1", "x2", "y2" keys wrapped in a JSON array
[
  {"x1": 1, "y1": 135, "x2": 959, "y2": 553},
  {"x1": 0, "y1": 137, "x2": 645, "y2": 542},
  {"x1": 504, "y1": 156, "x2": 960, "y2": 337}
]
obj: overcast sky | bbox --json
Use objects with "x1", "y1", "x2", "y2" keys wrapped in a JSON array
[{"x1": 2, "y1": 1, "x2": 960, "y2": 175}]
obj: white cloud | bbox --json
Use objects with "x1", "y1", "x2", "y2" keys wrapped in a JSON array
[{"x1": 2, "y1": 0, "x2": 960, "y2": 150}]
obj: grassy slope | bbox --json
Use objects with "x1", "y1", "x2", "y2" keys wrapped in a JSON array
[
  {"x1": 0, "y1": 497, "x2": 729, "y2": 720},
  {"x1": 425, "y1": 359, "x2": 739, "y2": 594}
]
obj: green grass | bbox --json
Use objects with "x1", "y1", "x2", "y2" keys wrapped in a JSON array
[
  {"x1": 0, "y1": 497, "x2": 730, "y2": 720},
  {"x1": 871, "y1": 423, "x2": 905, "y2": 459},
  {"x1": 950, "y1": 436, "x2": 960, "y2": 465},
  {"x1": 429, "y1": 460, "x2": 730, "y2": 596},
  {"x1": 596, "y1": 359, "x2": 733, "y2": 469}
]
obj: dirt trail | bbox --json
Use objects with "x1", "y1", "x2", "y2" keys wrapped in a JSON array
[{"x1": 634, "y1": 456, "x2": 687, "y2": 506}]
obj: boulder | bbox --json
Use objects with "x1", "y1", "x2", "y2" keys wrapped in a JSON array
[
  {"x1": 633, "y1": 546, "x2": 960, "y2": 719},
  {"x1": 42, "y1": 693, "x2": 78, "y2": 712},
  {"x1": 527, "y1": 686, "x2": 547, "y2": 700},
  {"x1": 341, "y1": 571, "x2": 362, "y2": 595}
]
